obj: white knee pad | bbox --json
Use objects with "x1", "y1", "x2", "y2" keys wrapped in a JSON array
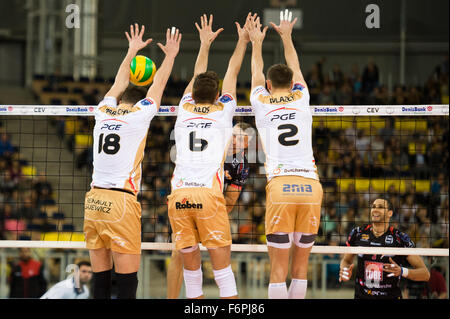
[
  {"x1": 293, "y1": 232, "x2": 316, "y2": 248},
  {"x1": 183, "y1": 267, "x2": 203, "y2": 298},
  {"x1": 180, "y1": 244, "x2": 199, "y2": 254},
  {"x1": 213, "y1": 265, "x2": 237, "y2": 298},
  {"x1": 266, "y1": 232, "x2": 293, "y2": 249}
]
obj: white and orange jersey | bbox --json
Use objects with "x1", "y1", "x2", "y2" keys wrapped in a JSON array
[
  {"x1": 250, "y1": 83, "x2": 319, "y2": 181},
  {"x1": 171, "y1": 93, "x2": 236, "y2": 192},
  {"x1": 90, "y1": 96, "x2": 157, "y2": 195}
]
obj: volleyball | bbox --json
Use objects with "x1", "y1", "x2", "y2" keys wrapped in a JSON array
[{"x1": 130, "y1": 55, "x2": 157, "y2": 86}]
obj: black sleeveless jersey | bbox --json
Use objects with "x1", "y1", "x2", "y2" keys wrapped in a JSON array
[
  {"x1": 223, "y1": 151, "x2": 249, "y2": 189},
  {"x1": 346, "y1": 224, "x2": 415, "y2": 299}
]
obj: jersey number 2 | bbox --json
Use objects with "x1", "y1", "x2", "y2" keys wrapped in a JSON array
[
  {"x1": 98, "y1": 133, "x2": 120, "y2": 155},
  {"x1": 278, "y1": 124, "x2": 299, "y2": 146}
]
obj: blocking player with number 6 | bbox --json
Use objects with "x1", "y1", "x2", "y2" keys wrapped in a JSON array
[{"x1": 167, "y1": 13, "x2": 251, "y2": 299}]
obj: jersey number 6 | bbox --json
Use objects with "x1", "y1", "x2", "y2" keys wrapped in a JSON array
[
  {"x1": 189, "y1": 131, "x2": 208, "y2": 152},
  {"x1": 98, "y1": 133, "x2": 121, "y2": 155},
  {"x1": 278, "y1": 124, "x2": 299, "y2": 146}
]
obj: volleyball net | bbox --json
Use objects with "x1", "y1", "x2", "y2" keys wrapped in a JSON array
[{"x1": 0, "y1": 104, "x2": 448, "y2": 258}]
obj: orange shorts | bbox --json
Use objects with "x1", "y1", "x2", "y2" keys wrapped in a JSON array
[
  {"x1": 265, "y1": 176, "x2": 323, "y2": 235},
  {"x1": 83, "y1": 188, "x2": 141, "y2": 254},
  {"x1": 168, "y1": 188, "x2": 232, "y2": 250}
]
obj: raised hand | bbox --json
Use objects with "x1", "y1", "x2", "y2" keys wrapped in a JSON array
[
  {"x1": 245, "y1": 14, "x2": 268, "y2": 44},
  {"x1": 235, "y1": 12, "x2": 256, "y2": 43},
  {"x1": 269, "y1": 9, "x2": 298, "y2": 39},
  {"x1": 125, "y1": 23, "x2": 153, "y2": 52},
  {"x1": 157, "y1": 27, "x2": 182, "y2": 58},
  {"x1": 195, "y1": 14, "x2": 224, "y2": 46}
]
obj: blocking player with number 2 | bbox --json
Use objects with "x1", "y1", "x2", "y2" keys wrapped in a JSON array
[
  {"x1": 247, "y1": 10, "x2": 323, "y2": 299},
  {"x1": 83, "y1": 23, "x2": 181, "y2": 299}
]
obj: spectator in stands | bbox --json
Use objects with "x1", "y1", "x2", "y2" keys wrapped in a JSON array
[
  {"x1": 335, "y1": 81, "x2": 353, "y2": 105},
  {"x1": 361, "y1": 58, "x2": 379, "y2": 94},
  {"x1": 318, "y1": 84, "x2": 335, "y2": 105},
  {"x1": 33, "y1": 172, "x2": 53, "y2": 203},
  {"x1": 82, "y1": 87, "x2": 102, "y2": 105},
  {"x1": 0, "y1": 133, "x2": 16, "y2": 157},
  {"x1": 331, "y1": 64, "x2": 345, "y2": 88},
  {"x1": 8, "y1": 248, "x2": 47, "y2": 298},
  {"x1": 324, "y1": 233, "x2": 341, "y2": 288},
  {"x1": 17, "y1": 194, "x2": 41, "y2": 221},
  {"x1": 425, "y1": 265, "x2": 447, "y2": 299},
  {"x1": 41, "y1": 260, "x2": 92, "y2": 299}
]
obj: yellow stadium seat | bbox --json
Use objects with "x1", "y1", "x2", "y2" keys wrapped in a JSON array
[
  {"x1": 415, "y1": 180, "x2": 431, "y2": 192},
  {"x1": 75, "y1": 134, "x2": 93, "y2": 147},
  {"x1": 21, "y1": 165, "x2": 36, "y2": 177},
  {"x1": 41, "y1": 232, "x2": 85, "y2": 241},
  {"x1": 64, "y1": 119, "x2": 77, "y2": 135},
  {"x1": 355, "y1": 117, "x2": 386, "y2": 132},
  {"x1": 442, "y1": 95, "x2": 449, "y2": 104},
  {"x1": 337, "y1": 179, "x2": 430, "y2": 193},
  {"x1": 395, "y1": 120, "x2": 428, "y2": 132},
  {"x1": 408, "y1": 142, "x2": 426, "y2": 155}
]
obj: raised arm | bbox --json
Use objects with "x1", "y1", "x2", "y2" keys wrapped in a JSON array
[
  {"x1": 105, "y1": 23, "x2": 153, "y2": 99},
  {"x1": 184, "y1": 14, "x2": 224, "y2": 96},
  {"x1": 270, "y1": 10, "x2": 307, "y2": 89},
  {"x1": 221, "y1": 13, "x2": 253, "y2": 98},
  {"x1": 146, "y1": 27, "x2": 182, "y2": 106},
  {"x1": 246, "y1": 14, "x2": 268, "y2": 90}
]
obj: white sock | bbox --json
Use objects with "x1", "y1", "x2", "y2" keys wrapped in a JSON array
[
  {"x1": 183, "y1": 267, "x2": 203, "y2": 298},
  {"x1": 288, "y1": 279, "x2": 307, "y2": 299},
  {"x1": 212, "y1": 265, "x2": 238, "y2": 298},
  {"x1": 268, "y1": 282, "x2": 288, "y2": 299}
]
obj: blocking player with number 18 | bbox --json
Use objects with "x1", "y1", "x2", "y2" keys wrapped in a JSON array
[{"x1": 83, "y1": 23, "x2": 182, "y2": 299}]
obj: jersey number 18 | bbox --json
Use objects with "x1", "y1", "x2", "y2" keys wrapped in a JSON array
[{"x1": 98, "y1": 133, "x2": 121, "y2": 155}]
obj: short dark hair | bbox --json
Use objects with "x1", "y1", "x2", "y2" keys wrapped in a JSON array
[
  {"x1": 77, "y1": 260, "x2": 91, "y2": 268},
  {"x1": 234, "y1": 122, "x2": 252, "y2": 131},
  {"x1": 267, "y1": 64, "x2": 293, "y2": 89},
  {"x1": 376, "y1": 197, "x2": 394, "y2": 214},
  {"x1": 121, "y1": 86, "x2": 147, "y2": 104},
  {"x1": 192, "y1": 71, "x2": 220, "y2": 104}
]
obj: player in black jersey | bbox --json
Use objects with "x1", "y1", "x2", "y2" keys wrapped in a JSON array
[
  {"x1": 223, "y1": 122, "x2": 253, "y2": 213},
  {"x1": 166, "y1": 122, "x2": 253, "y2": 298},
  {"x1": 339, "y1": 198, "x2": 430, "y2": 299}
]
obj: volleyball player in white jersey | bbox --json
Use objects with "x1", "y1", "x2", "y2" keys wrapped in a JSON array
[
  {"x1": 167, "y1": 13, "x2": 251, "y2": 299},
  {"x1": 246, "y1": 11, "x2": 323, "y2": 299},
  {"x1": 83, "y1": 23, "x2": 181, "y2": 299}
]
